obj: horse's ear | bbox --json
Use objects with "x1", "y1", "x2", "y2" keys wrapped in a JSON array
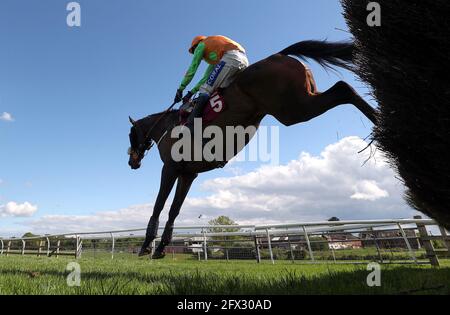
[{"x1": 129, "y1": 116, "x2": 136, "y2": 125}]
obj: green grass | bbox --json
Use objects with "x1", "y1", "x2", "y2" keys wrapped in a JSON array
[{"x1": 0, "y1": 255, "x2": 449, "y2": 295}]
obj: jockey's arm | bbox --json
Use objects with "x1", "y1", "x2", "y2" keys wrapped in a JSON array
[
  {"x1": 191, "y1": 64, "x2": 214, "y2": 94},
  {"x1": 179, "y1": 42, "x2": 206, "y2": 91}
]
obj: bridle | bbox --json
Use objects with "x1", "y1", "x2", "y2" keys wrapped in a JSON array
[
  {"x1": 130, "y1": 120, "x2": 154, "y2": 158},
  {"x1": 128, "y1": 101, "x2": 178, "y2": 159}
]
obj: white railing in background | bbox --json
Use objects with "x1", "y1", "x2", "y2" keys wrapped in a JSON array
[{"x1": 0, "y1": 217, "x2": 448, "y2": 266}]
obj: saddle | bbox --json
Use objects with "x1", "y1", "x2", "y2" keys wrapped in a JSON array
[{"x1": 178, "y1": 89, "x2": 227, "y2": 125}]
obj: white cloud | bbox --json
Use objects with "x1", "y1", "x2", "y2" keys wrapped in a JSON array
[
  {"x1": 351, "y1": 180, "x2": 389, "y2": 201},
  {"x1": 22, "y1": 137, "x2": 419, "y2": 235},
  {"x1": 0, "y1": 202, "x2": 38, "y2": 217},
  {"x1": 0, "y1": 112, "x2": 14, "y2": 122}
]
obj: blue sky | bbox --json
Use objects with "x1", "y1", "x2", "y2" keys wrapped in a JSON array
[{"x1": 0, "y1": 1, "x2": 395, "y2": 235}]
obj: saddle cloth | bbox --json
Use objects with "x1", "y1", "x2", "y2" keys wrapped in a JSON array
[{"x1": 179, "y1": 90, "x2": 226, "y2": 125}]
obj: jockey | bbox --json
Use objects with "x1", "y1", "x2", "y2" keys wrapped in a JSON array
[{"x1": 174, "y1": 35, "x2": 249, "y2": 131}]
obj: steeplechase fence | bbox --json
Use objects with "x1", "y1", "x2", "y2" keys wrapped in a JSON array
[{"x1": 1, "y1": 216, "x2": 449, "y2": 266}]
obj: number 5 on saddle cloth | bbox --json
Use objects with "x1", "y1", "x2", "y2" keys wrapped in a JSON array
[{"x1": 179, "y1": 91, "x2": 226, "y2": 126}]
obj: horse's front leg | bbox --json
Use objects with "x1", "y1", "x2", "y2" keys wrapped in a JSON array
[
  {"x1": 138, "y1": 164, "x2": 178, "y2": 256},
  {"x1": 153, "y1": 172, "x2": 198, "y2": 259}
]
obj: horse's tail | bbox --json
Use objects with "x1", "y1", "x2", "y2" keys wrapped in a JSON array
[{"x1": 279, "y1": 40, "x2": 354, "y2": 71}]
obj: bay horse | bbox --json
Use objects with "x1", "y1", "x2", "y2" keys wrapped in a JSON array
[{"x1": 128, "y1": 40, "x2": 377, "y2": 259}]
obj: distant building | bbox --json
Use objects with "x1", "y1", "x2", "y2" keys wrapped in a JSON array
[
  {"x1": 324, "y1": 233, "x2": 363, "y2": 250},
  {"x1": 359, "y1": 229, "x2": 420, "y2": 249},
  {"x1": 166, "y1": 237, "x2": 204, "y2": 253}
]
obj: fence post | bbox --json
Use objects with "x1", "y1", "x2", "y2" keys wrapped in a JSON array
[
  {"x1": 0, "y1": 239, "x2": 3, "y2": 255},
  {"x1": 265, "y1": 229, "x2": 274, "y2": 264},
  {"x1": 75, "y1": 236, "x2": 82, "y2": 259},
  {"x1": 254, "y1": 236, "x2": 261, "y2": 263},
  {"x1": 38, "y1": 240, "x2": 43, "y2": 257},
  {"x1": 21, "y1": 240, "x2": 26, "y2": 256},
  {"x1": 288, "y1": 238, "x2": 295, "y2": 263},
  {"x1": 414, "y1": 215, "x2": 439, "y2": 266},
  {"x1": 397, "y1": 223, "x2": 417, "y2": 264},
  {"x1": 302, "y1": 226, "x2": 315, "y2": 262},
  {"x1": 367, "y1": 227, "x2": 383, "y2": 263},
  {"x1": 75, "y1": 235, "x2": 78, "y2": 259},
  {"x1": 6, "y1": 241, "x2": 11, "y2": 256},
  {"x1": 46, "y1": 237, "x2": 50, "y2": 257},
  {"x1": 438, "y1": 226, "x2": 450, "y2": 256},
  {"x1": 325, "y1": 232, "x2": 337, "y2": 263},
  {"x1": 202, "y1": 230, "x2": 208, "y2": 261},
  {"x1": 331, "y1": 246, "x2": 337, "y2": 263},
  {"x1": 110, "y1": 233, "x2": 115, "y2": 260},
  {"x1": 56, "y1": 240, "x2": 60, "y2": 258},
  {"x1": 151, "y1": 240, "x2": 156, "y2": 258}
]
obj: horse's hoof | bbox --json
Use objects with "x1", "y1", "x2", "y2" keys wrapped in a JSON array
[
  {"x1": 152, "y1": 251, "x2": 166, "y2": 260},
  {"x1": 138, "y1": 248, "x2": 152, "y2": 257}
]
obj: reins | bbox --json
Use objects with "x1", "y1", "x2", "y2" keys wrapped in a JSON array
[{"x1": 140, "y1": 101, "x2": 178, "y2": 151}]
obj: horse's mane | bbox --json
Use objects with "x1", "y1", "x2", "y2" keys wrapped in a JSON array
[
  {"x1": 148, "y1": 109, "x2": 178, "y2": 117},
  {"x1": 139, "y1": 109, "x2": 179, "y2": 128}
]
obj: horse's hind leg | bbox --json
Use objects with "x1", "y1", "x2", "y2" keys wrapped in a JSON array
[
  {"x1": 340, "y1": 82, "x2": 378, "y2": 124},
  {"x1": 280, "y1": 81, "x2": 377, "y2": 126}
]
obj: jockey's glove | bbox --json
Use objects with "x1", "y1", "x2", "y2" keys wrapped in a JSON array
[
  {"x1": 174, "y1": 89, "x2": 183, "y2": 103},
  {"x1": 182, "y1": 91, "x2": 194, "y2": 104}
]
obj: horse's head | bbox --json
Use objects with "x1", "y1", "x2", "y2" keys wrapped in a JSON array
[{"x1": 127, "y1": 116, "x2": 153, "y2": 170}]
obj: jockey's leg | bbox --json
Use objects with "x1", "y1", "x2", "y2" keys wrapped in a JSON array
[
  {"x1": 219, "y1": 50, "x2": 249, "y2": 88},
  {"x1": 184, "y1": 62, "x2": 227, "y2": 132},
  {"x1": 185, "y1": 93, "x2": 209, "y2": 134},
  {"x1": 185, "y1": 50, "x2": 249, "y2": 133}
]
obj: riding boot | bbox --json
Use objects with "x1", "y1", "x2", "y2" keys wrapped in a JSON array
[
  {"x1": 153, "y1": 222, "x2": 174, "y2": 259},
  {"x1": 185, "y1": 93, "x2": 210, "y2": 134},
  {"x1": 138, "y1": 216, "x2": 159, "y2": 256}
]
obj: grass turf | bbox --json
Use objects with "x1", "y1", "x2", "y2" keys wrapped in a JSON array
[{"x1": 0, "y1": 255, "x2": 448, "y2": 295}]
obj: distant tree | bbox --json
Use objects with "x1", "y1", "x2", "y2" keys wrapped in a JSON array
[
  {"x1": 208, "y1": 216, "x2": 239, "y2": 233},
  {"x1": 21, "y1": 232, "x2": 40, "y2": 248},
  {"x1": 207, "y1": 216, "x2": 240, "y2": 250},
  {"x1": 22, "y1": 232, "x2": 38, "y2": 238}
]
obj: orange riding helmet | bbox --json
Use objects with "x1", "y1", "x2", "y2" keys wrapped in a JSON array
[{"x1": 189, "y1": 35, "x2": 207, "y2": 54}]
